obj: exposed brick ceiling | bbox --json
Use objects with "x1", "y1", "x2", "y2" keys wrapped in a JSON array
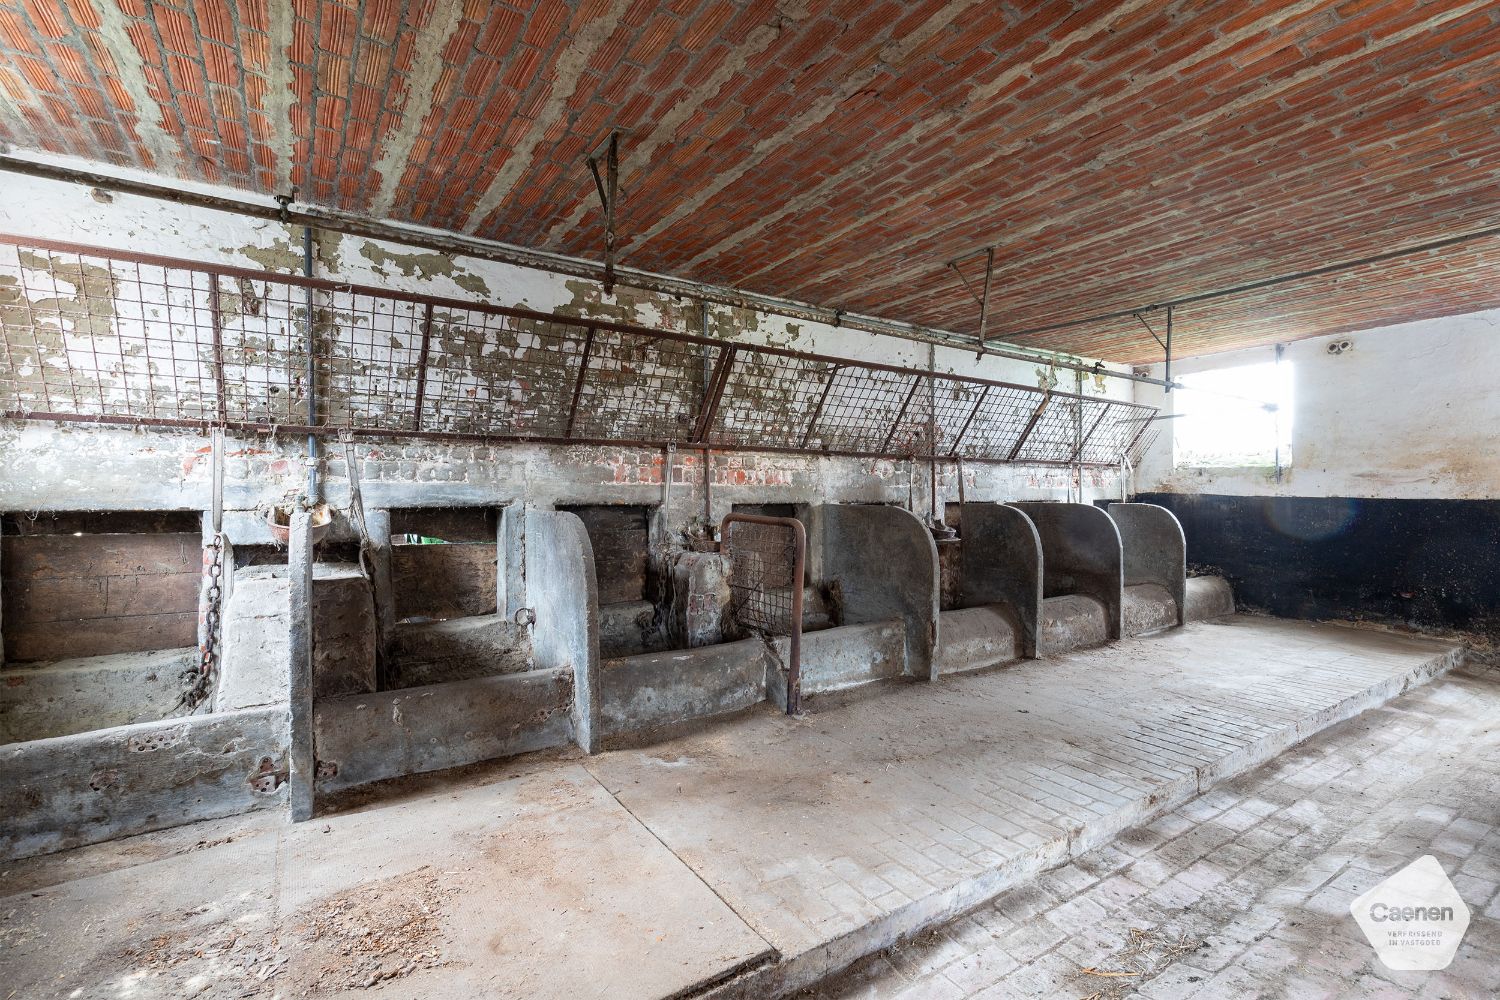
[{"x1": 1, "y1": 0, "x2": 1498, "y2": 362}]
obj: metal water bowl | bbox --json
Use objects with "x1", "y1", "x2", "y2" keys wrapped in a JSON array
[{"x1": 266, "y1": 502, "x2": 333, "y2": 546}]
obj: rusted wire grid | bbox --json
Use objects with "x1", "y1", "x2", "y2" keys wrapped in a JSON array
[
  {"x1": 721, "y1": 513, "x2": 806, "y2": 715},
  {"x1": 0, "y1": 236, "x2": 1158, "y2": 467}
]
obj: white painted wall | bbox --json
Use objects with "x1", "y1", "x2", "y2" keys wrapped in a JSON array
[{"x1": 1134, "y1": 307, "x2": 1500, "y2": 500}]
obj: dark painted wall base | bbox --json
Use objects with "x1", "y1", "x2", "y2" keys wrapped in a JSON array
[{"x1": 1133, "y1": 493, "x2": 1500, "y2": 642}]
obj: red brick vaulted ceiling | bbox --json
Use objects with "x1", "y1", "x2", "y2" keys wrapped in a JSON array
[{"x1": 1, "y1": 0, "x2": 1497, "y2": 362}]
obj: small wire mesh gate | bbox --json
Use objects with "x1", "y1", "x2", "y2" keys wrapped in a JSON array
[
  {"x1": 0, "y1": 235, "x2": 1158, "y2": 466},
  {"x1": 721, "y1": 513, "x2": 806, "y2": 714}
]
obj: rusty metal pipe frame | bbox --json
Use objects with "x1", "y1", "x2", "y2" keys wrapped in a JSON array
[
  {"x1": 0, "y1": 230, "x2": 1138, "y2": 409},
  {"x1": 719, "y1": 512, "x2": 805, "y2": 716},
  {"x1": 0, "y1": 155, "x2": 1174, "y2": 387},
  {"x1": 0, "y1": 409, "x2": 1134, "y2": 469},
  {"x1": 0, "y1": 232, "x2": 1157, "y2": 466}
]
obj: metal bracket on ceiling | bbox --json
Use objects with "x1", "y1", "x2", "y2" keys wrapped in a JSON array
[
  {"x1": 1132, "y1": 305, "x2": 1174, "y2": 391},
  {"x1": 274, "y1": 188, "x2": 298, "y2": 224},
  {"x1": 586, "y1": 131, "x2": 620, "y2": 295},
  {"x1": 945, "y1": 246, "x2": 996, "y2": 359}
]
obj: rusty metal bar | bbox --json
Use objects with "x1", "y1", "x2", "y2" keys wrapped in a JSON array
[
  {"x1": 1008, "y1": 392, "x2": 1052, "y2": 461},
  {"x1": 692, "y1": 344, "x2": 737, "y2": 442},
  {"x1": 949, "y1": 384, "x2": 989, "y2": 456},
  {"x1": 799, "y1": 364, "x2": 840, "y2": 449},
  {"x1": 0, "y1": 409, "x2": 1117, "y2": 467},
  {"x1": 977, "y1": 246, "x2": 995, "y2": 354},
  {"x1": 587, "y1": 132, "x2": 619, "y2": 294},
  {"x1": 410, "y1": 301, "x2": 435, "y2": 431},
  {"x1": 0, "y1": 155, "x2": 1195, "y2": 388},
  {"x1": 881, "y1": 374, "x2": 925, "y2": 453},
  {"x1": 565, "y1": 325, "x2": 597, "y2": 438},
  {"x1": 720, "y1": 512, "x2": 805, "y2": 716},
  {"x1": 1069, "y1": 403, "x2": 1112, "y2": 464},
  {"x1": 208, "y1": 273, "x2": 227, "y2": 424},
  {"x1": 0, "y1": 232, "x2": 1129, "y2": 408}
]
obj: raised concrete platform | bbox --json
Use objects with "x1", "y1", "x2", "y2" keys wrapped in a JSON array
[{"x1": 0, "y1": 616, "x2": 1460, "y2": 999}]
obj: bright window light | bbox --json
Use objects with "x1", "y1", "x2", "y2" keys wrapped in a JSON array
[{"x1": 1172, "y1": 360, "x2": 1292, "y2": 468}]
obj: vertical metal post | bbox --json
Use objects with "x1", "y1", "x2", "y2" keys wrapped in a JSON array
[
  {"x1": 1073, "y1": 370, "x2": 1084, "y2": 502},
  {"x1": 365, "y1": 507, "x2": 394, "y2": 687},
  {"x1": 976, "y1": 246, "x2": 995, "y2": 355},
  {"x1": 303, "y1": 226, "x2": 319, "y2": 501},
  {"x1": 209, "y1": 275, "x2": 228, "y2": 424},
  {"x1": 411, "y1": 301, "x2": 434, "y2": 431},
  {"x1": 564, "y1": 325, "x2": 596, "y2": 438},
  {"x1": 287, "y1": 506, "x2": 315, "y2": 821},
  {"x1": 1164, "y1": 304, "x2": 1174, "y2": 392}
]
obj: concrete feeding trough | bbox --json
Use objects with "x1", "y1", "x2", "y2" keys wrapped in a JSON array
[
  {"x1": 1108, "y1": 501, "x2": 1189, "y2": 634},
  {"x1": 933, "y1": 502, "x2": 1042, "y2": 674},
  {"x1": 1011, "y1": 501, "x2": 1126, "y2": 652}
]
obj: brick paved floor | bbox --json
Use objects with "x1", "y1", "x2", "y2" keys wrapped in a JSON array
[{"x1": 807, "y1": 661, "x2": 1500, "y2": 999}]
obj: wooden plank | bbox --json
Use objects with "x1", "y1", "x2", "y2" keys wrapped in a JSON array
[
  {"x1": 391, "y1": 543, "x2": 498, "y2": 621},
  {"x1": 5, "y1": 571, "x2": 200, "y2": 623},
  {"x1": 389, "y1": 507, "x2": 497, "y2": 542},
  {"x1": 2, "y1": 533, "x2": 198, "y2": 580},
  {"x1": 559, "y1": 506, "x2": 649, "y2": 605},
  {"x1": 6, "y1": 613, "x2": 198, "y2": 662}
]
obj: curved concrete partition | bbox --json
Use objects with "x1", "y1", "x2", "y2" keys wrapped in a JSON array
[
  {"x1": 1108, "y1": 502, "x2": 1188, "y2": 632},
  {"x1": 526, "y1": 509, "x2": 602, "y2": 753},
  {"x1": 815, "y1": 504, "x2": 940, "y2": 682},
  {"x1": 1010, "y1": 502, "x2": 1124, "y2": 644},
  {"x1": 955, "y1": 502, "x2": 1044, "y2": 659}
]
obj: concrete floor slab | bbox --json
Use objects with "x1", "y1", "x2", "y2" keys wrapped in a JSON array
[
  {"x1": 0, "y1": 763, "x2": 772, "y2": 999},
  {"x1": 581, "y1": 617, "x2": 1459, "y2": 997},
  {"x1": 0, "y1": 616, "x2": 1459, "y2": 1000}
]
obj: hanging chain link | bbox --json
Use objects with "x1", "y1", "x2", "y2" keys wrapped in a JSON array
[{"x1": 179, "y1": 534, "x2": 225, "y2": 712}]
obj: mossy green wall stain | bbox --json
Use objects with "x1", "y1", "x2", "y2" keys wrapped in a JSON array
[
  {"x1": 231, "y1": 238, "x2": 302, "y2": 274},
  {"x1": 357, "y1": 242, "x2": 491, "y2": 296}
]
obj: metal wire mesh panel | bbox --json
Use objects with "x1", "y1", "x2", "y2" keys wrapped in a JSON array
[
  {"x1": 708, "y1": 349, "x2": 831, "y2": 449},
  {"x1": 722, "y1": 513, "x2": 805, "y2": 714},
  {"x1": 570, "y1": 329, "x2": 719, "y2": 442},
  {"x1": 215, "y1": 272, "x2": 313, "y2": 426},
  {"x1": 1079, "y1": 399, "x2": 1158, "y2": 464},
  {"x1": 0, "y1": 244, "x2": 220, "y2": 421},
  {"x1": 955, "y1": 383, "x2": 1050, "y2": 459},
  {"x1": 1014, "y1": 394, "x2": 1109, "y2": 463},
  {"x1": 419, "y1": 311, "x2": 587, "y2": 437},
  {"x1": 0, "y1": 236, "x2": 1159, "y2": 465},
  {"x1": 319, "y1": 288, "x2": 426, "y2": 429}
]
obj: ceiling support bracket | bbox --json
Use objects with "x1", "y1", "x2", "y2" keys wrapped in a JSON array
[
  {"x1": 587, "y1": 132, "x2": 620, "y2": 295},
  {"x1": 946, "y1": 246, "x2": 997, "y2": 358}
]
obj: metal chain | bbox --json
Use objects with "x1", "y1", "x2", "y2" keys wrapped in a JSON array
[{"x1": 178, "y1": 534, "x2": 224, "y2": 712}]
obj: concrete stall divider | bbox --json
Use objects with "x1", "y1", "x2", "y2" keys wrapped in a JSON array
[
  {"x1": 1010, "y1": 502, "x2": 1125, "y2": 651},
  {"x1": 1108, "y1": 501, "x2": 1189, "y2": 633},
  {"x1": 524, "y1": 509, "x2": 602, "y2": 754},
  {"x1": 812, "y1": 503, "x2": 940, "y2": 688},
  {"x1": 956, "y1": 502, "x2": 1044, "y2": 660}
]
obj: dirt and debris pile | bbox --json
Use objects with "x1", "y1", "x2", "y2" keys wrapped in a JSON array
[
  {"x1": 116, "y1": 866, "x2": 452, "y2": 996},
  {"x1": 285, "y1": 865, "x2": 450, "y2": 990}
]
